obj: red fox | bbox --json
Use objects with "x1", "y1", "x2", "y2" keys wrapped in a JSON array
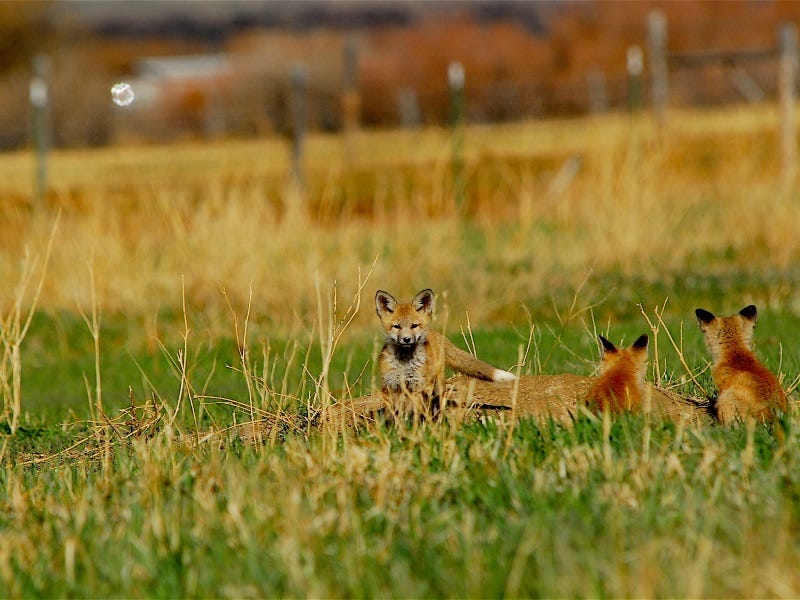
[
  {"x1": 695, "y1": 305, "x2": 787, "y2": 424},
  {"x1": 585, "y1": 333, "x2": 649, "y2": 413},
  {"x1": 375, "y1": 288, "x2": 516, "y2": 410}
]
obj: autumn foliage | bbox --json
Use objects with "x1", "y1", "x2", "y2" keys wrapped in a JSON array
[{"x1": 1, "y1": 1, "x2": 800, "y2": 147}]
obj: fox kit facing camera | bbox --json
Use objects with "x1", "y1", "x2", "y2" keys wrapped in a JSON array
[
  {"x1": 695, "y1": 305, "x2": 787, "y2": 424},
  {"x1": 375, "y1": 289, "x2": 516, "y2": 409},
  {"x1": 585, "y1": 333, "x2": 649, "y2": 413}
]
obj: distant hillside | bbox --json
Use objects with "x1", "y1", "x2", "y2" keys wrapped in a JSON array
[
  {"x1": 60, "y1": 1, "x2": 557, "y2": 40},
  {"x1": 1, "y1": 1, "x2": 799, "y2": 148}
]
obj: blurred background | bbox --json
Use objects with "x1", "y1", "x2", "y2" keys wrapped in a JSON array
[
  {"x1": 2, "y1": 0, "x2": 800, "y2": 339},
  {"x1": 1, "y1": 0, "x2": 800, "y2": 421},
  {"x1": 2, "y1": 0, "x2": 799, "y2": 149}
]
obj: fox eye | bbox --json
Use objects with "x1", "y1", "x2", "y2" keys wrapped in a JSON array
[
  {"x1": 393, "y1": 324, "x2": 401, "y2": 329},
  {"x1": 411, "y1": 323, "x2": 419, "y2": 329}
]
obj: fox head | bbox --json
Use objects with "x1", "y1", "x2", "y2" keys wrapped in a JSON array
[
  {"x1": 695, "y1": 305, "x2": 757, "y2": 361},
  {"x1": 375, "y1": 288, "x2": 434, "y2": 346},
  {"x1": 587, "y1": 333, "x2": 649, "y2": 412},
  {"x1": 597, "y1": 333, "x2": 649, "y2": 379}
]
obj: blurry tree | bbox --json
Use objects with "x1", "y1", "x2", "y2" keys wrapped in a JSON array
[
  {"x1": 0, "y1": 0, "x2": 799, "y2": 148},
  {"x1": 0, "y1": 1, "x2": 51, "y2": 73},
  {"x1": 360, "y1": 16, "x2": 550, "y2": 126}
]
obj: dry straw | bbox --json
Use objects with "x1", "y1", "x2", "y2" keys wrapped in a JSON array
[
  {"x1": 0, "y1": 215, "x2": 59, "y2": 438},
  {"x1": 0, "y1": 106, "x2": 797, "y2": 344}
]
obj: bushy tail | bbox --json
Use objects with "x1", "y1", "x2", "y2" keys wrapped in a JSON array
[{"x1": 437, "y1": 333, "x2": 517, "y2": 382}]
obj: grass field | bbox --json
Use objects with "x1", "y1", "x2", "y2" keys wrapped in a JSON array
[{"x1": 1, "y1": 104, "x2": 800, "y2": 597}]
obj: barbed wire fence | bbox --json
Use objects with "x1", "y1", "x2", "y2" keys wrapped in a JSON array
[
  {"x1": 647, "y1": 11, "x2": 798, "y2": 181},
  {"x1": 7, "y1": 11, "x2": 800, "y2": 203}
]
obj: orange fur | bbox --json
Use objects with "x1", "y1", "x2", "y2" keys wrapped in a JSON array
[
  {"x1": 696, "y1": 305, "x2": 787, "y2": 425},
  {"x1": 585, "y1": 333, "x2": 649, "y2": 413}
]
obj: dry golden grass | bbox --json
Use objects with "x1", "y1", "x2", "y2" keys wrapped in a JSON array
[{"x1": 0, "y1": 104, "x2": 797, "y2": 343}]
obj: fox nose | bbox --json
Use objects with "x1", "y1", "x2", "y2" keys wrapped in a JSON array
[{"x1": 402, "y1": 336, "x2": 412, "y2": 344}]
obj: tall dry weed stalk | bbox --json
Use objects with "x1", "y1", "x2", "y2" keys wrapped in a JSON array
[
  {"x1": 77, "y1": 258, "x2": 103, "y2": 419},
  {"x1": 312, "y1": 260, "x2": 376, "y2": 425},
  {"x1": 639, "y1": 301, "x2": 709, "y2": 398},
  {"x1": 0, "y1": 216, "x2": 58, "y2": 436}
]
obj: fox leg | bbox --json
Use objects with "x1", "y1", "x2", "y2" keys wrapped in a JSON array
[{"x1": 714, "y1": 389, "x2": 747, "y2": 425}]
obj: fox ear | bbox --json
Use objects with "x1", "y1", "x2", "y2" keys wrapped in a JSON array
[
  {"x1": 739, "y1": 305, "x2": 757, "y2": 321},
  {"x1": 598, "y1": 335, "x2": 617, "y2": 354},
  {"x1": 633, "y1": 333, "x2": 649, "y2": 350},
  {"x1": 695, "y1": 308, "x2": 715, "y2": 326},
  {"x1": 412, "y1": 288, "x2": 435, "y2": 315},
  {"x1": 375, "y1": 290, "x2": 397, "y2": 316}
]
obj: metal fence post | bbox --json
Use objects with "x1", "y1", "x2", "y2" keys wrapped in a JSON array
[
  {"x1": 449, "y1": 61, "x2": 466, "y2": 213},
  {"x1": 627, "y1": 45, "x2": 644, "y2": 113},
  {"x1": 30, "y1": 54, "x2": 51, "y2": 205}
]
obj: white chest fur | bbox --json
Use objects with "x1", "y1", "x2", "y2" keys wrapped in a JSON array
[{"x1": 382, "y1": 342, "x2": 428, "y2": 393}]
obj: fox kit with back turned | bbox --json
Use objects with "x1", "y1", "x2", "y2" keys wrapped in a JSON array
[
  {"x1": 375, "y1": 289, "x2": 516, "y2": 409},
  {"x1": 695, "y1": 305, "x2": 787, "y2": 424},
  {"x1": 585, "y1": 333, "x2": 649, "y2": 413}
]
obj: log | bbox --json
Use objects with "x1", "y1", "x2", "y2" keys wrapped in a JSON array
[{"x1": 321, "y1": 374, "x2": 714, "y2": 431}]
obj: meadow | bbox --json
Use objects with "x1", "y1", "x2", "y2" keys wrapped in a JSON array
[{"x1": 1, "y1": 104, "x2": 800, "y2": 597}]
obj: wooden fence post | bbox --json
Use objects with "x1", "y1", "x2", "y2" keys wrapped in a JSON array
[
  {"x1": 342, "y1": 35, "x2": 360, "y2": 165},
  {"x1": 397, "y1": 87, "x2": 421, "y2": 128},
  {"x1": 449, "y1": 61, "x2": 466, "y2": 213},
  {"x1": 779, "y1": 22, "x2": 798, "y2": 184},
  {"x1": 586, "y1": 69, "x2": 609, "y2": 114},
  {"x1": 647, "y1": 11, "x2": 668, "y2": 127},
  {"x1": 284, "y1": 62, "x2": 309, "y2": 220},
  {"x1": 29, "y1": 54, "x2": 50, "y2": 206}
]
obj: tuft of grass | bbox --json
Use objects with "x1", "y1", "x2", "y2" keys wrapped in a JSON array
[
  {"x1": 0, "y1": 217, "x2": 58, "y2": 436},
  {"x1": 2, "y1": 410, "x2": 800, "y2": 597}
]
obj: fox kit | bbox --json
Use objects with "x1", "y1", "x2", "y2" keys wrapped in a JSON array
[
  {"x1": 585, "y1": 334, "x2": 649, "y2": 413},
  {"x1": 375, "y1": 289, "x2": 516, "y2": 410},
  {"x1": 695, "y1": 305, "x2": 787, "y2": 424}
]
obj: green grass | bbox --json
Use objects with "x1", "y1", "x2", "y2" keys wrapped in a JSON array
[
  {"x1": 22, "y1": 273, "x2": 795, "y2": 424},
  {"x1": 1, "y1": 275, "x2": 797, "y2": 597},
  {"x1": 2, "y1": 104, "x2": 800, "y2": 596},
  {"x1": 1, "y1": 410, "x2": 799, "y2": 597}
]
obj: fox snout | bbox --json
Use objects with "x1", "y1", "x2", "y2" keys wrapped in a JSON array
[{"x1": 397, "y1": 333, "x2": 418, "y2": 345}]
